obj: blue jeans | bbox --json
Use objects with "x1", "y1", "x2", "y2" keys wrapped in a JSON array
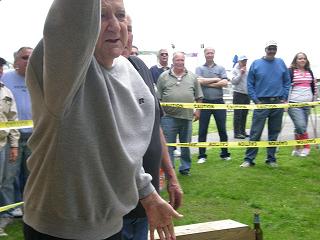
[
  {"x1": 244, "y1": 106, "x2": 284, "y2": 164},
  {"x1": 288, "y1": 106, "x2": 310, "y2": 134},
  {"x1": 198, "y1": 98, "x2": 230, "y2": 159},
  {"x1": 161, "y1": 116, "x2": 192, "y2": 173},
  {"x1": 122, "y1": 217, "x2": 148, "y2": 240},
  {"x1": 0, "y1": 145, "x2": 18, "y2": 217}
]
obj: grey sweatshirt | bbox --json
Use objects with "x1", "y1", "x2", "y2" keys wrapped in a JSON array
[
  {"x1": 23, "y1": 1, "x2": 155, "y2": 239},
  {"x1": 231, "y1": 63, "x2": 248, "y2": 94}
]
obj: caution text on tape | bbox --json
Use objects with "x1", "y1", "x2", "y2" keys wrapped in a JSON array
[
  {"x1": 167, "y1": 138, "x2": 320, "y2": 148},
  {"x1": 160, "y1": 101, "x2": 320, "y2": 110}
]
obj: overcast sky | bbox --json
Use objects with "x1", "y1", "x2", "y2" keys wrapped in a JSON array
[{"x1": 1, "y1": 0, "x2": 319, "y2": 74}]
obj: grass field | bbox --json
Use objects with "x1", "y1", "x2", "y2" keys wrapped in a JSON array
[
  {"x1": 4, "y1": 146, "x2": 320, "y2": 240},
  {"x1": 166, "y1": 146, "x2": 320, "y2": 240},
  {"x1": 3, "y1": 111, "x2": 320, "y2": 239}
]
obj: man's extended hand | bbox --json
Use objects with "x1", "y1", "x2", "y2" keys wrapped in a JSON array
[
  {"x1": 140, "y1": 191, "x2": 183, "y2": 240},
  {"x1": 167, "y1": 176, "x2": 183, "y2": 210}
]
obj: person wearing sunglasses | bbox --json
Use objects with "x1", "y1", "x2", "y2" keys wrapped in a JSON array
[
  {"x1": 240, "y1": 40, "x2": 291, "y2": 168},
  {"x1": 150, "y1": 49, "x2": 183, "y2": 160},
  {"x1": 150, "y1": 49, "x2": 170, "y2": 85},
  {"x1": 1, "y1": 47, "x2": 33, "y2": 218}
]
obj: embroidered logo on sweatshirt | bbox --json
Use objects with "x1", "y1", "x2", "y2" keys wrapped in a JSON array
[{"x1": 138, "y1": 98, "x2": 145, "y2": 104}]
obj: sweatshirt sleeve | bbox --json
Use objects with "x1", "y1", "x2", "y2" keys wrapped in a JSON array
[
  {"x1": 136, "y1": 166, "x2": 155, "y2": 199},
  {"x1": 231, "y1": 67, "x2": 242, "y2": 85},
  {"x1": 42, "y1": 0, "x2": 101, "y2": 116}
]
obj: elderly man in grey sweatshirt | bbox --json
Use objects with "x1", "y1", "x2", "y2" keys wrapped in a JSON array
[{"x1": 23, "y1": 1, "x2": 181, "y2": 240}]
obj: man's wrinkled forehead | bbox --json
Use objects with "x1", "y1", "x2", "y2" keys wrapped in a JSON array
[{"x1": 101, "y1": 0, "x2": 124, "y2": 9}]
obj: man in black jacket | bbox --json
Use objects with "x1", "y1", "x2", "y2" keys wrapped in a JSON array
[{"x1": 121, "y1": 15, "x2": 183, "y2": 240}]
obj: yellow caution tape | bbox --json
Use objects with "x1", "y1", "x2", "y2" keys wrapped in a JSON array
[
  {"x1": 160, "y1": 101, "x2": 320, "y2": 110},
  {"x1": 0, "y1": 202, "x2": 24, "y2": 213},
  {"x1": 0, "y1": 120, "x2": 33, "y2": 130},
  {"x1": 167, "y1": 138, "x2": 320, "y2": 148}
]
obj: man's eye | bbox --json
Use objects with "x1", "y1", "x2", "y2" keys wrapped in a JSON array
[{"x1": 117, "y1": 13, "x2": 126, "y2": 21}]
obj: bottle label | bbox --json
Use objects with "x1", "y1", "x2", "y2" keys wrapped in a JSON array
[{"x1": 254, "y1": 214, "x2": 260, "y2": 224}]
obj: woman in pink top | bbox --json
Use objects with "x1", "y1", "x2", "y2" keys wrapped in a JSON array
[{"x1": 288, "y1": 52, "x2": 318, "y2": 157}]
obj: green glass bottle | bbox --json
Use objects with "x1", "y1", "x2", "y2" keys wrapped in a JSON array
[{"x1": 254, "y1": 213, "x2": 263, "y2": 240}]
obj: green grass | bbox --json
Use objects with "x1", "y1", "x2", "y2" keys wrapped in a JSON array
[
  {"x1": 3, "y1": 111, "x2": 319, "y2": 239},
  {"x1": 2, "y1": 220, "x2": 22, "y2": 239},
  {"x1": 162, "y1": 146, "x2": 320, "y2": 240},
  {"x1": 5, "y1": 147, "x2": 319, "y2": 240}
]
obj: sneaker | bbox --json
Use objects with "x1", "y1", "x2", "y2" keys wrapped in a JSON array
[
  {"x1": 221, "y1": 156, "x2": 232, "y2": 161},
  {"x1": 300, "y1": 148, "x2": 310, "y2": 157},
  {"x1": 179, "y1": 170, "x2": 191, "y2": 176},
  {"x1": 291, "y1": 149, "x2": 302, "y2": 156},
  {"x1": 240, "y1": 161, "x2": 252, "y2": 168},
  {"x1": 266, "y1": 162, "x2": 278, "y2": 168},
  {"x1": 173, "y1": 149, "x2": 181, "y2": 157},
  {"x1": 197, "y1": 158, "x2": 206, "y2": 164},
  {"x1": 234, "y1": 134, "x2": 246, "y2": 139},
  {"x1": 0, "y1": 217, "x2": 13, "y2": 228},
  {"x1": 0, "y1": 228, "x2": 8, "y2": 237},
  {"x1": 9, "y1": 207, "x2": 23, "y2": 218}
]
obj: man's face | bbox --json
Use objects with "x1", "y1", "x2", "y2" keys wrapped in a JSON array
[
  {"x1": 94, "y1": 0, "x2": 128, "y2": 67},
  {"x1": 265, "y1": 45, "x2": 277, "y2": 59},
  {"x1": 159, "y1": 50, "x2": 168, "y2": 65},
  {"x1": 204, "y1": 49, "x2": 215, "y2": 62},
  {"x1": 239, "y1": 59, "x2": 247, "y2": 67},
  {"x1": 14, "y1": 48, "x2": 33, "y2": 76},
  {"x1": 173, "y1": 53, "x2": 185, "y2": 71},
  {"x1": 130, "y1": 47, "x2": 139, "y2": 56}
]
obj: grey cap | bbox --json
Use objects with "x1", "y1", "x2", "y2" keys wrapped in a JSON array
[{"x1": 238, "y1": 55, "x2": 248, "y2": 61}]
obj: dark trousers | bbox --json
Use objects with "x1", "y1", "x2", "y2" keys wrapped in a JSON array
[
  {"x1": 244, "y1": 97, "x2": 284, "y2": 164},
  {"x1": 23, "y1": 223, "x2": 122, "y2": 240},
  {"x1": 233, "y1": 91, "x2": 250, "y2": 136},
  {"x1": 198, "y1": 98, "x2": 230, "y2": 159}
]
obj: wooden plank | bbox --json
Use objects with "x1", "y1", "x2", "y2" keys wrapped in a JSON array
[{"x1": 151, "y1": 219, "x2": 255, "y2": 240}]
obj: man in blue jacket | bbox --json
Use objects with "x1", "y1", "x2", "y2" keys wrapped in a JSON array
[{"x1": 240, "y1": 40, "x2": 290, "y2": 168}]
